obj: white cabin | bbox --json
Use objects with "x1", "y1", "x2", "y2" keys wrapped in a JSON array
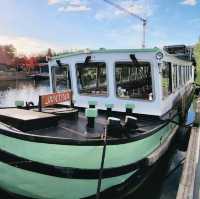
[{"x1": 48, "y1": 48, "x2": 194, "y2": 117}]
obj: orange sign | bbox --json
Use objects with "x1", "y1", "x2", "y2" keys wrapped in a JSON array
[{"x1": 40, "y1": 91, "x2": 72, "y2": 107}]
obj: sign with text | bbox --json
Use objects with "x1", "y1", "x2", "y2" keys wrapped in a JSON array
[{"x1": 40, "y1": 91, "x2": 72, "y2": 108}]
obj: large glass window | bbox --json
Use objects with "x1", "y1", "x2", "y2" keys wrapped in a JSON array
[
  {"x1": 52, "y1": 65, "x2": 71, "y2": 92},
  {"x1": 76, "y1": 62, "x2": 107, "y2": 96},
  {"x1": 115, "y1": 61, "x2": 153, "y2": 100},
  {"x1": 162, "y1": 62, "x2": 172, "y2": 97}
]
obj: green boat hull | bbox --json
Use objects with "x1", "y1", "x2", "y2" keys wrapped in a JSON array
[{"x1": 0, "y1": 120, "x2": 178, "y2": 199}]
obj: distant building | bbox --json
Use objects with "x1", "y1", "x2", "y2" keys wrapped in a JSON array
[
  {"x1": 0, "y1": 63, "x2": 9, "y2": 72},
  {"x1": 38, "y1": 63, "x2": 49, "y2": 73},
  {"x1": 164, "y1": 44, "x2": 194, "y2": 61}
]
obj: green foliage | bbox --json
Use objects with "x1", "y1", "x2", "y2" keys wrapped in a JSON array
[
  {"x1": 194, "y1": 41, "x2": 200, "y2": 69},
  {"x1": 194, "y1": 41, "x2": 200, "y2": 84}
]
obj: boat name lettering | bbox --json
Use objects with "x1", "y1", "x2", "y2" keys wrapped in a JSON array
[{"x1": 41, "y1": 91, "x2": 72, "y2": 107}]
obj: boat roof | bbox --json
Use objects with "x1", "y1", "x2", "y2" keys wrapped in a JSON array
[{"x1": 52, "y1": 47, "x2": 161, "y2": 60}]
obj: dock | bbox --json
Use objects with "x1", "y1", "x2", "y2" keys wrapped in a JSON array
[{"x1": 176, "y1": 98, "x2": 200, "y2": 199}]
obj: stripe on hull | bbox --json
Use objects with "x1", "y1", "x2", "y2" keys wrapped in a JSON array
[
  {"x1": 0, "y1": 162, "x2": 136, "y2": 199},
  {"x1": 0, "y1": 148, "x2": 143, "y2": 179},
  {"x1": 0, "y1": 121, "x2": 175, "y2": 169}
]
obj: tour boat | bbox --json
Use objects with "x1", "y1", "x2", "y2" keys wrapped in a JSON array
[{"x1": 0, "y1": 47, "x2": 195, "y2": 199}]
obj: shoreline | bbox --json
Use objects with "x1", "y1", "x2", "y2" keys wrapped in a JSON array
[{"x1": 0, "y1": 71, "x2": 28, "y2": 81}]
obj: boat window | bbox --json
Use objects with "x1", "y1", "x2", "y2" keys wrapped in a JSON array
[
  {"x1": 178, "y1": 66, "x2": 182, "y2": 86},
  {"x1": 183, "y1": 66, "x2": 185, "y2": 83},
  {"x1": 186, "y1": 67, "x2": 188, "y2": 82},
  {"x1": 162, "y1": 62, "x2": 172, "y2": 97},
  {"x1": 51, "y1": 65, "x2": 71, "y2": 92},
  {"x1": 76, "y1": 62, "x2": 107, "y2": 96},
  {"x1": 115, "y1": 61, "x2": 153, "y2": 100},
  {"x1": 188, "y1": 66, "x2": 190, "y2": 80},
  {"x1": 185, "y1": 66, "x2": 187, "y2": 83},
  {"x1": 173, "y1": 64, "x2": 178, "y2": 90},
  {"x1": 190, "y1": 65, "x2": 192, "y2": 79}
]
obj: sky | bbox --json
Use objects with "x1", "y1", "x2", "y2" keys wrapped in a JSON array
[{"x1": 0, "y1": 0, "x2": 199, "y2": 55}]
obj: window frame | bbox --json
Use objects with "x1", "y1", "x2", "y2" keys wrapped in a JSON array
[
  {"x1": 172, "y1": 64, "x2": 178, "y2": 91},
  {"x1": 114, "y1": 60, "x2": 155, "y2": 101},
  {"x1": 51, "y1": 64, "x2": 71, "y2": 93},
  {"x1": 178, "y1": 65, "x2": 182, "y2": 87},
  {"x1": 162, "y1": 61, "x2": 173, "y2": 98},
  {"x1": 75, "y1": 61, "x2": 109, "y2": 97}
]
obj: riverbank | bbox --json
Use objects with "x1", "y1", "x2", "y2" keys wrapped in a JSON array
[{"x1": 0, "y1": 71, "x2": 28, "y2": 81}]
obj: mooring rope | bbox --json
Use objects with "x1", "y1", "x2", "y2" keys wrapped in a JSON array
[
  {"x1": 164, "y1": 119, "x2": 193, "y2": 129},
  {"x1": 96, "y1": 128, "x2": 108, "y2": 199}
]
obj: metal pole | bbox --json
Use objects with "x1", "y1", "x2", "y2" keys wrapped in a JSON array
[{"x1": 142, "y1": 20, "x2": 147, "y2": 48}]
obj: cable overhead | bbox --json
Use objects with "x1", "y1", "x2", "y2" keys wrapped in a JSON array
[{"x1": 103, "y1": 0, "x2": 147, "y2": 48}]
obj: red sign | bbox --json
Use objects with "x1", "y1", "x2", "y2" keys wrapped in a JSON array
[{"x1": 40, "y1": 91, "x2": 72, "y2": 107}]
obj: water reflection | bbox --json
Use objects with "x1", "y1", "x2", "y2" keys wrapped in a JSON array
[
  {"x1": 0, "y1": 80, "x2": 50, "y2": 107},
  {"x1": 186, "y1": 101, "x2": 196, "y2": 125}
]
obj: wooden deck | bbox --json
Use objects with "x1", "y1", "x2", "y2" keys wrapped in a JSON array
[
  {"x1": 0, "y1": 108, "x2": 58, "y2": 131},
  {"x1": 0, "y1": 108, "x2": 55, "y2": 121},
  {"x1": 176, "y1": 98, "x2": 200, "y2": 199}
]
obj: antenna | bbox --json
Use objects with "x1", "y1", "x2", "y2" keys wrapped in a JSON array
[{"x1": 103, "y1": 0, "x2": 147, "y2": 48}]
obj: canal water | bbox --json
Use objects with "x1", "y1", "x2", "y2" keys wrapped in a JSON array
[
  {"x1": 0, "y1": 80, "x2": 50, "y2": 107},
  {"x1": 0, "y1": 80, "x2": 195, "y2": 199}
]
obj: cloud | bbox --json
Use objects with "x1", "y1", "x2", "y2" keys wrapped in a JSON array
[
  {"x1": 48, "y1": 0, "x2": 61, "y2": 5},
  {"x1": 48, "y1": 0, "x2": 90, "y2": 12},
  {"x1": 95, "y1": 0, "x2": 153, "y2": 21},
  {"x1": 48, "y1": 0, "x2": 154, "y2": 19},
  {"x1": 181, "y1": 0, "x2": 197, "y2": 6},
  {"x1": 58, "y1": 4, "x2": 90, "y2": 12},
  {"x1": 0, "y1": 35, "x2": 65, "y2": 56}
]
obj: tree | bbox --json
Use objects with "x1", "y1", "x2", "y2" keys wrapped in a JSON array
[
  {"x1": 14, "y1": 56, "x2": 28, "y2": 71},
  {"x1": 0, "y1": 44, "x2": 16, "y2": 65},
  {"x1": 194, "y1": 40, "x2": 200, "y2": 83}
]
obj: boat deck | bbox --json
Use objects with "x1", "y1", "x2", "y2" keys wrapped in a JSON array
[
  {"x1": 28, "y1": 112, "x2": 164, "y2": 140},
  {"x1": 0, "y1": 107, "x2": 165, "y2": 140}
]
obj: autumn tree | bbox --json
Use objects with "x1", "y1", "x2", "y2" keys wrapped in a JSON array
[{"x1": 0, "y1": 44, "x2": 16, "y2": 65}]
